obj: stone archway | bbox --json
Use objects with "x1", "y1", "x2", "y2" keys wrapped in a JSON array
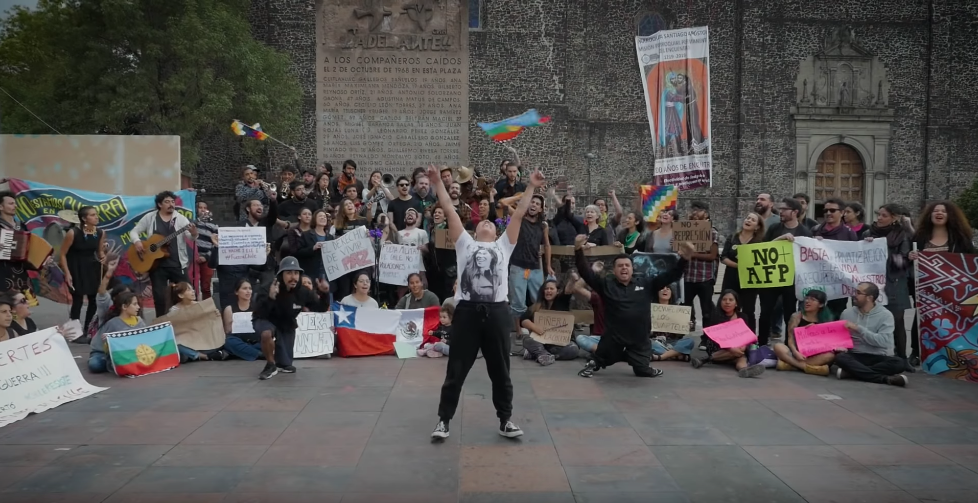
[{"x1": 814, "y1": 144, "x2": 864, "y2": 207}]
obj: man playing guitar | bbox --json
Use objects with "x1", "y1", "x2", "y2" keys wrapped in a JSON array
[{"x1": 129, "y1": 191, "x2": 198, "y2": 317}]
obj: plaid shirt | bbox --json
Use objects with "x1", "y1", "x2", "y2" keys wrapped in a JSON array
[{"x1": 683, "y1": 228, "x2": 719, "y2": 283}]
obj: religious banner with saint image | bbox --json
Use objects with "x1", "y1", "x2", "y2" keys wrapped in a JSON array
[{"x1": 635, "y1": 27, "x2": 712, "y2": 190}]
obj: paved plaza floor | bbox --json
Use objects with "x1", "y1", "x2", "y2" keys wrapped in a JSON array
[{"x1": 2, "y1": 334, "x2": 978, "y2": 503}]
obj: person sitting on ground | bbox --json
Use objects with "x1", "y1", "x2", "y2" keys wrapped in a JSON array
[
  {"x1": 89, "y1": 292, "x2": 146, "y2": 373},
  {"x1": 691, "y1": 289, "x2": 766, "y2": 378},
  {"x1": 8, "y1": 291, "x2": 37, "y2": 337},
  {"x1": 418, "y1": 303, "x2": 453, "y2": 357},
  {"x1": 222, "y1": 278, "x2": 263, "y2": 361},
  {"x1": 519, "y1": 279, "x2": 581, "y2": 366},
  {"x1": 0, "y1": 296, "x2": 15, "y2": 341},
  {"x1": 167, "y1": 282, "x2": 228, "y2": 362},
  {"x1": 832, "y1": 282, "x2": 909, "y2": 387},
  {"x1": 773, "y1": 290, "x2": 836, "y2": 375},
  {"x1": 572, "y1": 264, "x2": 607, "y2": 360},
  {"x1": 340, "y1": 272, "x2": 380, "y2": 309},
  {"x1": 650, "y1": 285, "x2": 696, "y2": 363},
  {"x1": 396, "y1": 273, "x2": 440, "y2": 309}
]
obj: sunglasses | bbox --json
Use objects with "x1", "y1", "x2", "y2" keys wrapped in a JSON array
[
  {"x1": 397, "y1": 183, "x2": 409, "y2": 187},
  {"x1": 823, "y1": 208, "x2": 840, "y2": 214}
]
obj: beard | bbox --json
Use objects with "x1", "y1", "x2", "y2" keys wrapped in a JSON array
[{"x1": 754, "y1": 203, "x2": 766, "y2": 213}]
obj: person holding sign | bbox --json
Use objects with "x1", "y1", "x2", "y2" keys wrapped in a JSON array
[
  {"x1": 868, "y1": 204, "x2": 913, "y2": 364},
  {"x1": 519, "y1": 279, "x2": 581, "y2": 365},
  {"x1": 772, "y1": 290, "x2": 837, "y2": 375},
  {"x1": 833, "y1": 282, "x2": 909, "y2": 386},
  {"x1": 430, "y1": 163, "x2": 545, "y2": 441},
  {"x1": 757, "y1": 198, "x2": 813, "y2": 346},
  {"x1": 650, "y1": 285, "x2": 696, "y2": 362},
  {"x1": 691, "y1": 290, "x2": 767, "y2": 378},
  {"x1": 719, "y1": 212, "x2": 765, "y2": 334},
  {"x1": 295, "y1": 209, "x2": 334, "y2": 282},
  {"x1": 811, "y1": 198, "x2": 858, "y2": 319},
  {"x1": 221, "y1": 279, "x2": 263, "y2": 361},
  {"x1": 574, "y1": 234, "x2": 693, "y2": 379}
]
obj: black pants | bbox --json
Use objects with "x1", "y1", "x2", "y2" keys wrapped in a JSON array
[
  {"x1": 255, "y1": 319, "x2": 295, "y2": 367},
  {"x1": 70, "y1": 292, "x2": 97, "y2": 329},
  {"x1": 758, "y1": 286, "x2": 797, "y2": 346},
  {"x1": 150, "y1": 266, "x2": 189, "y2": 317},
  {"x1": 684, "y1": 280, "x2": 715, "y2": 328},
  {"x1": 593, "y1": 333, "x2": 657, "y2": 377},
  {"x1": 437, "y1": 301, "x2": 513, "y2": 422},
  {"x1": 835, "y1": 352, "x2": 906, "y2": 384},
  {"x1": 889, "y1": 307, "x2": 908, "y2": 359},
  {"x1": 909, "y1": 311, "x2": 920, "y2": 359},
  {"x1": 723, "y1": 277, "x2": 757, "y2": 335}
]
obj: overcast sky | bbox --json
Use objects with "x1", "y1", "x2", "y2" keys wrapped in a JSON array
[{"x1": 0, "y1": 0, "x2": 35, "y2": 15}]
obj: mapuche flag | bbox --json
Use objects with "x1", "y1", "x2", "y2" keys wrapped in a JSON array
[
  {"x1": 332, "y1": 304, "x2": 440, "y2": 357},
  {"x1": 105, "y1": 323, "x2": 180, "y2": 377}
]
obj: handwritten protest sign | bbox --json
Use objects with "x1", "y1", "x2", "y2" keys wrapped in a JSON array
[
  {"x1": 531, "y1": 311, "x2": 575, "y2": 346},
  {"x1": 379, "y1": 243, "x2": 421, "y2": 286},
  {"x1": 231, "y1": 312, "x2": 254, "y2": 334},
  {"x1": 793, "y1": 237, "x2": 888, "y2": 304},
  {"x1": 154, "y1": 302, "x2": 226, "y2": 351},
  {"x1": 217, "y1": 227, "x2": 266, "y2": 266},
  {"x1": 792, "y1": 320, "x2": 853, "y2": 358},
  {"x1": 294, "y1": 312, "x2": 334, "y2": 358},
  {"x1": 0, "y1": 328, "x2": 108, "y2": 428},
  {"x1": 651, "y1": 304, "x2": 693, "y2": 335},
  {"x1": 672, "y1": 220, "x2": 713, "y2": 253},
  {"x1": 321, "y1": 226, "x2": 375, "y2": 281},
  {"x1": 737, "y1": 241, "x2": 795, "y2": 288},
  {"x1": 434, "y1": 228, "x2": 475, "y2": 250},
  {"x1": 702, "y1": 318, "x2": 757, "y2": 348}
]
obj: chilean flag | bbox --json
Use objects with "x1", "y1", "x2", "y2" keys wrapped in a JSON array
[{"x1": 332, "y1": 303, "x2": 441, "y2": 357}]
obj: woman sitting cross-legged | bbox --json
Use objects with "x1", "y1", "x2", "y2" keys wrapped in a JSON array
[
  {"x1": 221, "y1": 278, "x2": 264, "y2": 361},
  {"x1": 691, "y1": 289, "x2": 766, "y2": 378},
  {"x1": 519, "y1": 279, "x2": 581, "y2": 366},
  {"x1": 167, "y1": 282, "x2": 229, "y2": 362},
  {"x1": 650, "y1": 285, "x2": 696, "y2": 363},
  {"x1": 772, "y1": 290, "x2": 836, "y2": 376}
]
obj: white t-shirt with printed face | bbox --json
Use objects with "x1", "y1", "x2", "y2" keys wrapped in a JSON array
[
  {"x1": 454, "y1": 231, "x2": 515, "y2": 304},
  {"x1": 398, "y1": 228, "x2": 429, "y2": 272}
]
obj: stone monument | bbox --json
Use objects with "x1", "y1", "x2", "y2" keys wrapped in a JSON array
[{"x1": 316, "y1": 0, "x2": 469, "y2": 173}]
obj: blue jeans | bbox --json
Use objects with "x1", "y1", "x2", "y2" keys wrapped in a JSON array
[
  {"x1": 652, "y1": 338, "x2": 695, "y2": 355},
  {"x1": 88, "y1": 351, "x2": 109, "y2": 373},
  {"x1": 508, "y1": 266, "x2": 544, "y2": 317},
  {"x1": 575, "y1": 335, "x2": 600, "y2": 354},
  {"x1": 224, "y1": 334, "x2": 263, "y2": 361},
  {"x1": 178, "y1": 345, "x2": 201, "y2": 363}
]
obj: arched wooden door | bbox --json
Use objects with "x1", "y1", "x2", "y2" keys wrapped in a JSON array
[{"x1": 814, "y1": 144, "x2": 864, "y2": 209}]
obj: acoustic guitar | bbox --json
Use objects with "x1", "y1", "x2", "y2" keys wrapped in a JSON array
[{"x1": 126, "y1": 224, "x2": 192, "y2": 274}]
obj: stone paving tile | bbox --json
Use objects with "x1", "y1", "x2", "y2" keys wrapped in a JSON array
[
  {"x1": 224, "y1": 494, "x2": 342, "y2": 503},
  {"x1": 153, "y1": 445, "x2": 268, "y2": 467},
  {"x1": 796, "y1": 491, "x2": 922, "y2": 503},
  {"x1": 49, "y1": 445, "x2": 172, "y2": 467}
]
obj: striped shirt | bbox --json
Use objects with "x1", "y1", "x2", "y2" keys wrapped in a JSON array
[{"x1": 195, "y1": 219, "x2": 218, "y2": 260}]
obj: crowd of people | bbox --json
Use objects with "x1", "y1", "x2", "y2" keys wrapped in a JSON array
[{"x1": 1, "y1": 157, "x2": 976, "y2": 439}]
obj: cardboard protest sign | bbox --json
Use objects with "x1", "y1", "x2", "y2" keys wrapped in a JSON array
[
  {"x1": 672, "y1": 220, "x2": 713, "y2": 253},
  {"x1": 379, "y1": 243, "x2": 420, "y2": 286},
  {"x1": 530, "y1": 311, "x2": 575, "y2": 346},
  {"x1": 651, "y1": 304, "x2": 692, "y2": 335},
  {"x1": 154, "y1": 302, "x2": 226, "y2": 351},
  {"x1": 434, "y1": 228, "x2": 475, "y2": 250},
  {"x1": 792, "y1": 320, "x2": 853, "y2": 358},
  {"x1": 702, "y1": 318, "x2": 757, "y2": 348},
  {"x1": 0, "y1": 328, "x2": 108, "y2": 428},
  {"x1": 321, "y1": 226, "x2": 376, "y2": 281},
  {"x1": 736, "y1": 241, "x2": 795, "y2": 288},
  {"x1": 294, "y1": 312, "x2": 334, "y2": 358},
  {"x1": 217, "y1": 226, "x2": 266, "y2": 266},
  {"x1": 793, "y1": 237, "x2": 888, "y2": 304}
]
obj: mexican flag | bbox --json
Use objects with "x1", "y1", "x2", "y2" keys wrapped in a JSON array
[
  {"x1": 332, "y1": 304, "x2": 441, "y2": 357},
  {"x1": 105, "y1": 323, "x2": 181, "y2": 377}
]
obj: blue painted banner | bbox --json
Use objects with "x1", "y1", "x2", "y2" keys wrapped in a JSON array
[{"x1": 7, "y1": 178, "x2": 197, "y2": 308}]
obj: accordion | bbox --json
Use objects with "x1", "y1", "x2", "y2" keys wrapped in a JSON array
[{"x1": 0, "y1": 229, "x2": 53, "y2": 269}]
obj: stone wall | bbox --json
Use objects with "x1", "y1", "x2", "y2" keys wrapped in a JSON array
[{"x1": 195, "y1": 0, "x2": 978, "y2": 234}]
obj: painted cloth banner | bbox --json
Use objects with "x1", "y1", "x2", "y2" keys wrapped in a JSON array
[
  {"x1": 737, "y1": 241, "x2": 795, "y2": 289},
  {"x1": 915, "y1": 252, "x2": 978, "y2": 381},
  {"x1": 793, "y1": 237, "x2": 888, "y2": 304},
  {"x1": 321, "y1": 226, "x2": 375, "y2": 282},
  {"x1": 635, "y1": 26, "x2": 712, "y2": 190},
  {"x1": 640, "y1": 185, "x2": 678, "y2": 223},
  {"x1": 0, "y1": 327, "x2": 108, "y2": 428},
  {"x1": 332, "y1": 304, "x2": 440, "y2": 357},
  {"x1": 631, "y1": 252, "x2": 684, "y2": 302},
  {"x1": 6, "y1": 178, "x2": 197, "y2": 308}
]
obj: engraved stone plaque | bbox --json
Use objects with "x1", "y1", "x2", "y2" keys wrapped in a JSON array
[{"x1": 316, "y1": 0, "x2": 469, "y2": 173}]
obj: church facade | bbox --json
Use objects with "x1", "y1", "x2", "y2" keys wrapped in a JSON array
[{"x1": 197, "y1": 0, "x2": 978, "y2": 233}]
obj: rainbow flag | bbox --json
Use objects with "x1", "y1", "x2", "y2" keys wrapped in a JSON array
[
  {"x1": 641, "y1": 185, "x2": 678, "y2": 222},
  {"x1": 477, "y1": 109, "x2": 550, "y2": 142},
  {"x1": 231, "y1": 120, "x2": 269, "y2": 141},
  {"x1": 105, "y1": 323, "x2": 181, "y2": 378}
]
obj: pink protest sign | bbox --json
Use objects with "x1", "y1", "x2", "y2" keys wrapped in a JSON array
[
  {"x1": 702, "y1": 318, "x2": 757, "y2": 348},
  {"x1": 792, "y1": 320, "x2": 853, "y2": 358}
]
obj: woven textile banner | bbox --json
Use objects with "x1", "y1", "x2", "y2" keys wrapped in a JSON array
[
  {"x1": 915, "y1": 252, "x2": 978, "y2": 381},
  {"x1": 635, "y1": 26, "x2": 713, "y2": 190}
]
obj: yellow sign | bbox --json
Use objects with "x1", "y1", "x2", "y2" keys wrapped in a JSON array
[{"x1": 737, "y1": 241, "x2": 795, "y2": 288}]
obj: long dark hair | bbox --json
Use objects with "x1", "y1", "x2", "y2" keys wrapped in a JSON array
[
  {"x1": 103, "y1": 292, "x2": 138, "y2": 326},
  {"x1": 167, "y1": 281, "x2": 194, "y2": 311},
  {"x1": 529, "y1": 279, "x2": 561, "y2": 314},
  {"x1": 71, "y1": 206, "x2": 97, "y2": 231},
  {"x1": 708, "y1": 289, "x2": 741, "y2": 326},
  {"x1": 914, "y1": 200, "x2": 975, "y2": 253}
]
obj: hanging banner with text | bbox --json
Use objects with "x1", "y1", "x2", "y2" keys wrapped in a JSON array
[
  {"x1": 5, "y1": 178, "x2": 197, "y2": 308},
  {"x1": 217, "y1": 227, "x2": 267, "y2": 266},
  {"x1": 321, "y1": 226, "x2": 375, "y2": 282},
  {"x1": 379, "y1": 243, "x2": 421, "y2": 286},
  {"x1": 651, "y1": 304, "x2": 693, "y2": 335},
  {"x1": 635, "y1": 26, "x2": 713, "y2": 190},
  {"x1": 792, "y1": 236, "x2": 888, "y2": 304},
  {"x1": 294, "y1": 312, "x2": 334, "y2": 358},
  {"x1": 737, "y1": 241, "x2": 795, "y2": 289},
  {"x1": 0, "y1": 328, "x2": 108, "y2": 428},
  {"x1": 531, "y1": 311, "x2": 575, "y2": 346}
]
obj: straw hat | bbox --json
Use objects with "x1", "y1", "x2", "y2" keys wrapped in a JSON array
[
  {"x1": 57, "y1": 209, "x2": 80, "y2": 224},
  {"x1": 456, "y1": 166, "x2": 475, "y2": 184}
]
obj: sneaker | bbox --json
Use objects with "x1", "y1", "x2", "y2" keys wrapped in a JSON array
[
  {"x1": 499, "y1": 421, "x2": 524, "y2": 438},
  {"x1": 909, "y1": 355, "x2": 921, "y2": 367},
  {"x1": 830, "y1": 365, "x2": 846, "y2": 380},
  {"x1": 737, "y1": 364, "x2": 766, "y2": 378},
  {"x1": 804, "y1": 364, "x2": 830, "y2": 376},
  {"x1": 522, "y1": 349, "x2": 532, "y2": 360},
  {"x1": 886, "y1": 374, "x2": 909, "y2": 387},
  {"x1": 776, "y1": 360, "x2": 795, "y2": 371},
  {"x1": 690, "y1": 357, "x2": 706, "y2": 369},
  {"x1": 431, "y1": 420, "x2": 449, "y2": 439},
  {"x1": 278, "y1": 365, "x2": 297, "y2": 373},
  {"x1": 698, "y1": 344, "x2": 707, "y2": 351},
  {"x1": 258, "y1": 363, "x2": 278, "y2": 380},
  {"x1": 537, "y1": 354, "x2": 556, "y2": 366},
  {"x1": 578, "y1": 359, "x2": 597, "y2": 378}
]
